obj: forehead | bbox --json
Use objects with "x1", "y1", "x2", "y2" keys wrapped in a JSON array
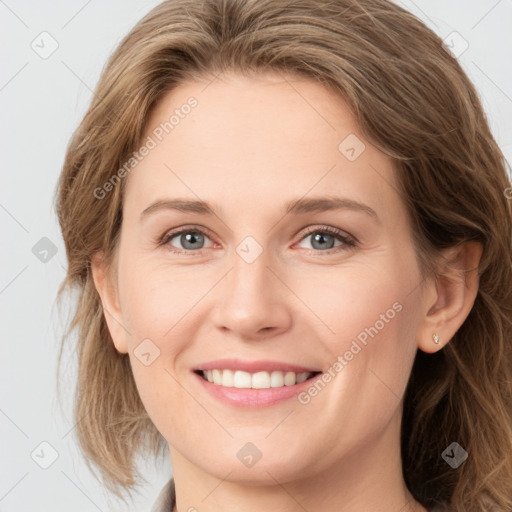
[{"x1": 123, "y1": 72, "x2": 400, "y2": 220}]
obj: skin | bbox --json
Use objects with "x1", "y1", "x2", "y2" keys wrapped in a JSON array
[{"x1": 92, "y1": 71, "x2": 482, "y2": 512}]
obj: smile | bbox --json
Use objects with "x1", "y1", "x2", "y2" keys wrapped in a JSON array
[
  {"x1": 196, "y1": 369, "x2": 321, "y2": 389},
  {"x1": 192, "y1": 365, "x2": 323, "y2": 408}
]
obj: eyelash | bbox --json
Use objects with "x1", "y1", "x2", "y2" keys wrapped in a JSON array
[
  {"x1": 300, "y1": 225, "x2": 357, "y2": 253},
  {"x1": 157, "y1": 225, "x2": 357, "y2": 255}
]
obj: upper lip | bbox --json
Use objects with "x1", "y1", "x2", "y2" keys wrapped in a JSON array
[{"x1": 194, "y1": 358, "x2": 322, "y2": 373}]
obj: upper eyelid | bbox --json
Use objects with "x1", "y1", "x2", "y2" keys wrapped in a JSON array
[
  {"x1": 300, "y1": 225, "x2": 355, "y2": 241},
  {"x1": 161, "y1": 225, "x2": 215, "y2": 241}
]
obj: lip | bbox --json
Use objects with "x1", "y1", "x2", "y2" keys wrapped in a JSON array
[
  {"x1": 194, "y1": 358, "x2": 321, "y2": 373},
  {"x1": 192, "y1": 370, "x2": 322, "y2": 408}
]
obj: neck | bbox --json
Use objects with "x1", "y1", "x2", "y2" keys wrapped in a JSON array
[{"x1": 169, "y1": 411, "x2": 427, "y2": 512}]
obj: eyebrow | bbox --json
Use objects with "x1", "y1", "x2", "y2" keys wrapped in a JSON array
[{"x1": 140, "y1": 196, "x2": 379, "y2": 222}]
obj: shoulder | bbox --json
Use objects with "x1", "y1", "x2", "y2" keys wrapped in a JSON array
[{"x1": 150, "y1": 477, "x2": 176, "y2": 512}]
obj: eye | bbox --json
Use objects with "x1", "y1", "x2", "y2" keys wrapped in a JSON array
[
  {"x1": 157, "y1": 225, "x2": 357, "y2": 255},
  {"x1": 297, "y1": 226, "x2": 357, "y2": 254},
  {"x1": 160, "y1": 226, "x2": 214, "y2": 253}
]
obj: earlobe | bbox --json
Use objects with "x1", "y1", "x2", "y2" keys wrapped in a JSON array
[
  {"x1": 417, "y1": 241, "x2": 483, "y2": 354},
  {"x1": 91, "y1": 251, "x2": 129, "y2": 354}
]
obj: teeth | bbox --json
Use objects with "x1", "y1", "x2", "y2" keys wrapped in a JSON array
[
  {"x1": 234, "y1": 370, "x2": 252, "y2": 388},
  {"x1": 201, "y1": 369, "x2": 314, "y2": 388},
  {"x1": 212, "y1": 369, "x2": 221, "y2": 385},
  {"x1": 270, "y1": 371, "x2": 284, "y2": 387}
]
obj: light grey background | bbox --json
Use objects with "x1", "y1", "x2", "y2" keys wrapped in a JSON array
[{"x1": 1, "y1": 1, "x2": 511, "y2": 511}]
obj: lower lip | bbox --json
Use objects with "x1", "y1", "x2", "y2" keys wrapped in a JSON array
[{"x1": 192, "y1": 371, "x2": 322, "y2": 408}]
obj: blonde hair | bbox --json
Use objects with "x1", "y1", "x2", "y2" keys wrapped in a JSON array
[{"x1": 55, "y1": 0, "x2": 512, "y2": 509}]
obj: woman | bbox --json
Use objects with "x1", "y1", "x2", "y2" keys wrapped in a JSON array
[{"x1": 55, "y1": 0, "x2": 512, "y2": 510}]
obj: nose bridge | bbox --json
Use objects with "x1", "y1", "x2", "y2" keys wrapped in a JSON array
[
  {"x1": 231, "y1": 245, "x2": 271, "y2": 301},
  {"x1": 212, "y1": 239, "x2": 291, "y2": 336},
  {"x1": 227, "y1": 243, "x2": 275, "y2": 312}
]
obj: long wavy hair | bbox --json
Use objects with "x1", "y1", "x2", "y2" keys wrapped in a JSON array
[{"x1": 55, "y1": 0, "x2": 512, "y2": 509}]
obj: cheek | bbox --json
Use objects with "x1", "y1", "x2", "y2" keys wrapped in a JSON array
[
  {"x1": 123, "y1": 284, "x2": 196, "y2": 441},
  {"x1": 118, "y1": 255, "x2": 206, "y2": 345},
  {"x1": 296, "y1": 255, "x2": 420, "y2": 407},
  {"x1": 297, "y1": 260, "x2": 412, "y2": 348},
  {"x1": 116, "y1": 257, "x2": 216, "y2": 427}
]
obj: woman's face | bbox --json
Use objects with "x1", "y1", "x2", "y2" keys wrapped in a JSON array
[{"x1": 100, "y1": 72, "x2": 432, "y2": 485}]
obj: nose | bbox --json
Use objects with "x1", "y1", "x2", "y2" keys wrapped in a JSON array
[{"x1": 211, "y1": 247, "x2": 292, "y2": 340}]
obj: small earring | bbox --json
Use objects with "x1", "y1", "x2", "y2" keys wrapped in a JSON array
[{"x1": 432, "y1": 333, "x2": 440, "y2": 344}]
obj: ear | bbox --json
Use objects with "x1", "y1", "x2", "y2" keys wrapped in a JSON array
[
  {"x1": 417, "y1": 241, "x2": 483, "y2": 354},
  {"x1": 91, "y1": 251, "x2": 129, "y2": 354}
]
